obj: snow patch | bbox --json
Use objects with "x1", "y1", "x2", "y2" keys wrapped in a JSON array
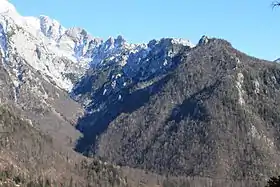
[
  {"x1": 115, "y1": 73, "x2": 122, "y2": 79},
  {"x1": 171, "y1": 38, "x2": 194, "y2": 47},
  {"x1": 271, "y1": 75, "x2": 277, "y2": 84},
  {"x1": 12, "y1": 86, "x2": 17, "y2": 102},
  {"x1": 103, "y1": 89, "x2": 107, "y2": 95},
  {"x1": 83, "y1": 98, "x2": 92, "y2": 106},
  {"x1": 236, "y1": 57, "x2": 241, "y2": 64},
  {"x1": 0, "y1": 0, "x2": 17, "y2": 15},
  {"x1": 111, "y1": 80, "x2": 117, "y2": 89},
  {"x1": 253, "y1": 80, "x2": 260, "y2": 94}
]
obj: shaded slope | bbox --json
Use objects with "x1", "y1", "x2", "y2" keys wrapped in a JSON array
[{"x1": 74, "y1": 38, "x2": 280, "y2": 180}]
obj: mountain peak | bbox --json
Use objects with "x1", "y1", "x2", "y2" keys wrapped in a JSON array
[
  {"x1": 65, "y1": 27, "x2": 91, "y2": 41},
  {"x1": 115, "y1": 35, "x2": 126, "y2": 45},
  {"x1": 171, "y1": 38, "x2": 194, "y2": 47},
  {"x1": 198, "y1": 35, "x2": 210, "y2": 45},
  {"x1": 39, "y1": 15, "x2": 65, "y2": 41},
  {"x1": 0, "y1": 0, "x2": 17, "y2": 14}
]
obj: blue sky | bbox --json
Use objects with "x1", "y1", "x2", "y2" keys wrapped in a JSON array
[{"x1": 9, "y1": 0, "x2": 280, "y2": 60}]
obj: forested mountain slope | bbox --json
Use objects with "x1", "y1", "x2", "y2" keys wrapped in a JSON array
[{"x1": 73, "y1": 38, "x2": 280, "y2": 181}]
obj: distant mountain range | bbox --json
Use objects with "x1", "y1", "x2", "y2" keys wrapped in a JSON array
[{"x1": 0, "y1": 0, "x2": 279, "y2": 186}]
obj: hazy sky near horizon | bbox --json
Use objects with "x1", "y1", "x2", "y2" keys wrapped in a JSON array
[{"x1": 9, "y1": 0, "x2": 280, "y2": 61}]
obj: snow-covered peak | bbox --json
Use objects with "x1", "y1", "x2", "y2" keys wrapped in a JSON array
[
  {"x1": 0, "y1": 0, "x2": 195, "y2": 93},
  {"x1": 65, "y1": 27, "x2": 88, "y2": 40},
  {"x1": 0, "y1": 0, "x2": 17, "y2": 14},
  {"x1": 104, "y1": 37, "x2": 115, "y2": 48},
  {"x1": 39, "y1": 15, "x2": 65, "y2": 41},
  {"x1": 0, "y1": 1, "x2": 90, "y2": 91},
  {"x1": 102, "y1": 35, "x2": 127, "y2": 49},
  {"x1": 171, "y1": 38, "x2": 194, "y2": 47}
]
